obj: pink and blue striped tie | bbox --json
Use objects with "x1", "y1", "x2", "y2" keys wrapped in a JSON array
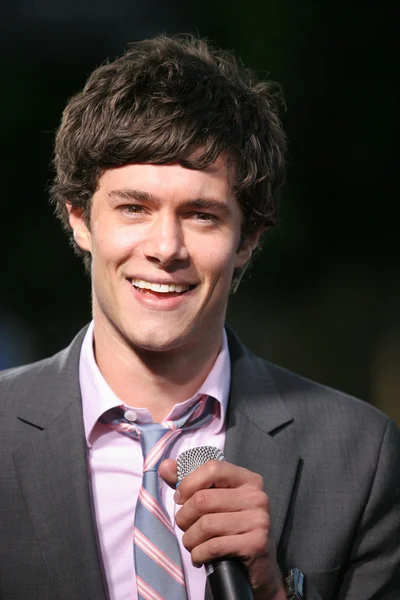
[{"x1": 101, "y1": 395, "x2": 217, "y2": 600}]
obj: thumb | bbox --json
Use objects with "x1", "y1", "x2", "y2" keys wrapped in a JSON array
[{"x1": 159, "y1": 458, "x2": 178, "y2": 489}]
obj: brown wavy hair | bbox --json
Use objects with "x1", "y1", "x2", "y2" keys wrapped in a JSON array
[{"x1": 51, "y1": 34, "x2": 286, "y2": 269}]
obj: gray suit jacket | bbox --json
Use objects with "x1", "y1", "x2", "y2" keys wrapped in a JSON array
[{"x1": 0, "y1": 326, "x2": 399, "y2": 600}]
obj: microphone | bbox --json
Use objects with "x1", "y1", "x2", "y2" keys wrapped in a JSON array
[{"x1": 177, "y1": 446, "x2": 254, "y2": 600}]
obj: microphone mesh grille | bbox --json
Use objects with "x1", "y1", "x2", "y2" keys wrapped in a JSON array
[{"x1": 177, "y1": 446, "x2": 225, "y2": 481}]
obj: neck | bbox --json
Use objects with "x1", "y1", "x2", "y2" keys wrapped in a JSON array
[{"x1": 92, "y1": 318, "x2": 223, "y2": 423}]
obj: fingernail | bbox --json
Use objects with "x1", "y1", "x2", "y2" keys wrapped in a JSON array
[{"x1": 174, "y1": 488, "x2": 181, "y2": 503}]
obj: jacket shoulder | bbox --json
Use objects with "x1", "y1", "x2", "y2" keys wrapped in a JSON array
[
  {"x1": 227, "y1": 324, "x2": 396, "y2": 434},
  {"x1": 0, "y1": 350, "x2": 65, "y2": 385},
  {"x1": 0, "y1": 326, "x2": 88, "y2": 414},
  {"x1": 261, "y1": 359, "x2": 399, "y2": 448}
]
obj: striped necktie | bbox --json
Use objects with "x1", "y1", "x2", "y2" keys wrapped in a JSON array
[{"x1": 101, "y1": 395, "x2": 217, "y2": 600}]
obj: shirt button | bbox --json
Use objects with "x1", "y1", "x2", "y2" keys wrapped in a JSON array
[{"x1": 124, "y1": 410, "x2": 138, "y2": 422}]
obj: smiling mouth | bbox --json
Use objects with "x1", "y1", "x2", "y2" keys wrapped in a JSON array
[{"x1": 131, "y1": 278, "x2": 195, "y2": 295}]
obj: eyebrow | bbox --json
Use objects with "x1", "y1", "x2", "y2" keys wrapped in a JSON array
[
  {"x1": 108, "y1": 189, "x2": 155, "y2": 203},
  {"x1": 107, "y1": 189, "x2": 233, "y2": 216}
]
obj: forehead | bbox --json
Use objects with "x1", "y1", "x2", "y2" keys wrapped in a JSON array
[{"x1": 96, "y1": 159, "x2": 233, "y2": 202}]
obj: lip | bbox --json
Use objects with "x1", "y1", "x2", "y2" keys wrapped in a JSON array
[
  {"x1": 128, "y1": 276, "x2": 197, "y2": 287},
  {"x1": 127, "y1": 279, "x2": 196, "y2": 310}
]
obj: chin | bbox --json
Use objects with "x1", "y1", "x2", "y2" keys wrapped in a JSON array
[{"x1": 125, "y1": 329, "x2": 188, "y2": 354}]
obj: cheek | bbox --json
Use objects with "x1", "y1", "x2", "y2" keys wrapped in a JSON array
[
  {"x1": 198, "y1": 244, "x2": 237, "y2": 283},
  {"x1": 91, "y1": 224, "x2": 137, "y2": 265}
]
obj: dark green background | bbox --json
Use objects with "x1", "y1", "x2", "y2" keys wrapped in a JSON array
[{"x1": 1, "y1": 0, "x2": 398, "y2": 422}]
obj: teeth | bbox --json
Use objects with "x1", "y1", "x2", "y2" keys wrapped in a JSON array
[{"x1": 131, "y1": 279, "x2": 190, "y2": 293}]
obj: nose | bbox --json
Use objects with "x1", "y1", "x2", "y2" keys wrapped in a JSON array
[{"x1": 143, "y1": 213, "x2": 189, "y2": 266}]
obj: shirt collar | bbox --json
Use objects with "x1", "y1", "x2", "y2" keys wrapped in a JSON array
[{"x1": 80, "y1": 321, "x2": 231, "y2": 447}]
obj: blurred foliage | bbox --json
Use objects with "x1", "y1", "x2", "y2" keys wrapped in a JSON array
[{"x1": 0, "y1": 0, "x2": 398, "y2": 421}]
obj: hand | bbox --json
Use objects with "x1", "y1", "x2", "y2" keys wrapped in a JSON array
[{"x1": 159, "y1": 459, "x2": 286, "y2": 600}]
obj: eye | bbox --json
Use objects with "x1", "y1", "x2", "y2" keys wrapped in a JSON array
[
  {"x1": 192, "y1": 212, "x2": 219, "y2": 224},
  {"x1": 120, "y1": 204, "x2": 146, "y2": 216}
]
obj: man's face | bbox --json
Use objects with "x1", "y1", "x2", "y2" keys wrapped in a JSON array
[{"x1": 68, "y1": 160, "x2": 258, "y2": 354}]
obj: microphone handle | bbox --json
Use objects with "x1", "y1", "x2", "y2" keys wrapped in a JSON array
[
  {"x1": 176, "y1": 446, "x2": 254, "y2": 599},
  {"x1": 206, "y1": 558, "x2": 254, "y2": 600}
]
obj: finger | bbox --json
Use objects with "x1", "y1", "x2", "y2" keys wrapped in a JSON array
[
  {"x1": 159, "y1": 458, "x2": 178, "y2": 489},
  {"x1": 189, "y1": 530, "x2": 269, "y2": 568},
  {"x1": 182, "y1": 509, "x2": 269, "y2": 553},
  {"x1": 176, "y1": 487, "x2": 269, "y2": 531},
  {"x1": 175, "y1": 460, "x2": 264, "y2": 504}
]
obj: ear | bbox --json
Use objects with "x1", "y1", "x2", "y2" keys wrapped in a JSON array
[
  {"x1": 66, "y1": 202, "x2": 92, "y2": 253},
  {"x1": 234, "y1": 228, "x2": 263, "y2": 270}
]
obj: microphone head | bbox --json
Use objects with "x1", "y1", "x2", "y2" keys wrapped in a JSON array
[{"x1": 177, "y1": 446, "x2": 225, "y2": 482}]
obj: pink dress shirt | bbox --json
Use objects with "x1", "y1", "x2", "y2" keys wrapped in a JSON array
[{"x1": 80, "y1": 322, "x2": 230, "y2": 600}]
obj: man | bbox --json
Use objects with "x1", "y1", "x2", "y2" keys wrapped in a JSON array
[{"x1": 0, "y1": 35, "x2": 399, "y2": 600}]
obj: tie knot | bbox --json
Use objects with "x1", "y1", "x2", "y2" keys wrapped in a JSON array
[{"x1": 101, "y1": 395, "x2": 216, "y2": 471}]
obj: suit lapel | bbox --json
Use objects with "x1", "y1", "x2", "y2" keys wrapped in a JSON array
[
  {"x1": 13, "y1": 328, "x2": 108, "y2": 600},
  {"x1": 204, "y1": 329, "x2": 301, "y2": 600},
  {"x1": 225, "y1": 327, "x2": 301, "y2": 546}
]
